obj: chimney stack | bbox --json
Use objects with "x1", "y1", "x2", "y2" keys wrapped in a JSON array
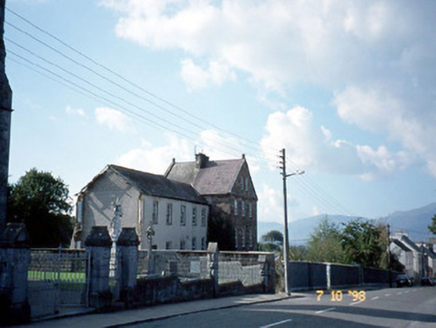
[{"x1": 195, "y1": 153, "x2": 209, "y2": 169}]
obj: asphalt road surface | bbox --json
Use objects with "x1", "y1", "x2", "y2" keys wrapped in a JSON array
[{"x1": 124, "y1": 286, "x2": 436, "y2": 328}]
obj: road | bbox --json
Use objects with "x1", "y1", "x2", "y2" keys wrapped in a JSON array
[{"x1": 123, "y1": 286, "x2": 436, "y2": 327}]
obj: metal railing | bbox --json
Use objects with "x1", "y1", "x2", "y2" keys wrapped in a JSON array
[{"x1": 28, "y1": 248, "x2": 90, "y2": 318}]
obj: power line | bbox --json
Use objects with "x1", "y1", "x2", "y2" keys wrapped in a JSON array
[
  {"x1": 5, "y1": 8, "x2": 358, "y2": 219},
  {"x1": 7, "y1": 50, "x2": 247, "y2": 159},
  {"x1": 6, "y1": 7, "x2": 263, "y2": 150},
  {"x1": 6, "y1": 18, "x2": 275, "y2": 161}
]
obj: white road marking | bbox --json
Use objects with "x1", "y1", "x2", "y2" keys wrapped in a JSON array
[
  {"x1": 259, "y1": 319, "x2": 293, "y2": 328},
  {"x1": 371, "y1": 296, "x2": 379, "y2": 300},
  {"x1": 385, "y1": 294, "x2": 391, "y2": 297},
  {"x1": 349, "y1": 301, "x2": 364, "y2": 306},
  {"x1": 316, "y1": 307, "x2": 336, "y2": 314}
]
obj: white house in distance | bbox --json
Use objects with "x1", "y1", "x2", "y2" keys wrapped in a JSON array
[
  {"x1": 71, "y1": 165, "x2": 209, "y2": 250},
  {"x1": 390, "y1": 232, "x2": 436, "y2": 280}
]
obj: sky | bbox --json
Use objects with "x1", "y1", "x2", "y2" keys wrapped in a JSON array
[{"x1": 4, "y1": 0, "x2": 436, "y2": 229}]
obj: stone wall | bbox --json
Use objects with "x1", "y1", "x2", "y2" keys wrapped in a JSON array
[{"x1": 135, "y1": 276, "x2": 215, "y2": 306}]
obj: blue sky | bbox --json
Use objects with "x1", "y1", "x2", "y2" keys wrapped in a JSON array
[{"x1": 4, "y1": 0, "x2": 436, "y2": 228}]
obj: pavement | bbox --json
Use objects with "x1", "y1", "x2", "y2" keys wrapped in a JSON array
[{"x1": 16, "y1": 293, "x2": 290, "y2": 328}]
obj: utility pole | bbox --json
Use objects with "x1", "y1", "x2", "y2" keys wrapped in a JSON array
[
  {"x1": 279, "y1": 149, "x2": 291, "y2": 295},
  {"x1": 387, "y1": 223, "x2": 392, "y2": 287},
  {"x1": 279, "y1": 148, "x2": 304, "y2": 295},
  {"x1": 0, "y1": 0, "x2": 13, "y2": 232}
]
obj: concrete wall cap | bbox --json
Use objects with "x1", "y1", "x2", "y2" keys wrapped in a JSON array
[
  {"x1": 207, "y1": 242, "x2": 218, "y2": 253},
  {"x1": 116, "y1": 227, "x2": 139, "y2": 246},
  {"x1": 85, "y1": 226, "x2": 113, "y2": 247},
  {"x1": 0, "y1": 223, "x2": 31, "y2": 248}
]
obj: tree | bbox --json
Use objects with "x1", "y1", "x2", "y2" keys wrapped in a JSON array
[
  {"x1": 306, "y1": 217, "x2": 347, "y2": 263},
  {"x1": 207, "y1": 205, "x2": 235, "y2": 250},
  {"x1": 258, "y1": 230, "x2": 283, "y2": 253},
  {"x1": 258, "y1": 242, "x2": 282, "y2": 253},
  {"x1": 428, "y1": 214, "x2": 436, "y2": 234},
  {"x1": 261, "y1": 230, "x2": 283, "y2": 244},
  {"x1": 7, "y1": 168, "x2": 73, "y2": 247},
  {"x1": 341, "y1": 219, "x2": 386, "y2": 268},
  {"x1": 289, "y1": 244, "x2": 307, "y2": 261}
]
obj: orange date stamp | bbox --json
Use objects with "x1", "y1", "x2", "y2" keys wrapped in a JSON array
[{"x1": 316, "y1": 290, "x2": 366, "y2": 302}]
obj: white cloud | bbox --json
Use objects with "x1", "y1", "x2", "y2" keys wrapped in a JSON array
[
  {"x1": 66, "y1": 105, "x2": 87, "y2": 119},
  {"x1": 180, "y1": 58, "x2": 236, "y2": 91},
  {"x1": 95, "y1": 107, "x2": 135, "y2": 133},
  {"x1": 334, "y1": 86, "x2": 436, "y2": 176},
  {"x1": 258, "y1": 183, "x2": 301, "y2": 223},
  {"x1": 102, "y1": 1, "x2": 436, "y2": 89},
  {"x1": 261, "y1": 106, "x2": 411, "y2": 179},
  {"x1": 198, "y1": 129, "x2": 243, "y2": 160},
  {"x1": 116, "y1": 134, "x2": 192, "y2": 174},
  {"x1": 258, "y1": 184, "x2": 283, "y2": 223},
  {"x1": 116, "y1": 129, "x2": 249, "y2": 174},
  {"x1": 103, "y1": 0, "x2": 436, "y2": 177},
  {"x1": 356, "y1": 145, "x2": 413, "y2": 180}
]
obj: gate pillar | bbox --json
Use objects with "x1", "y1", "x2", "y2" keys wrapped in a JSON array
[
  {"x1": 207, "y1": 242, "x2": 219, "y2": 297},
  {"x1": 85, "y1": 226, "x2": 112, "y2": 309},
  {"x1": 116, "y1": 228, "x2": 139, "y2": 306},
  {"x1": 0, "y1": 223, "x2": 31, "y2": 325}
]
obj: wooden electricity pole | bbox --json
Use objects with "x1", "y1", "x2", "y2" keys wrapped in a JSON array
[
  {"x1": 279, "y1": 148, "x2": 305, "y2": 295},
  {"x1": 279, "y1": 149, "x2": 291, "y2": 295}
]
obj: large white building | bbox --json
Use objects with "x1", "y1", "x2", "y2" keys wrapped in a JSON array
[{"x1": 71, "y1": 165, "x2": 209, "y2": 250}]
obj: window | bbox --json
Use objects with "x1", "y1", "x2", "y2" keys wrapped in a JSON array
[
  {"x1": 234, "y1": 199, "x2": 238, "y2": 215},
  {"x1": 242, "y1": 201, "x2": 246, "y2": 217},
  {"x1": 248, "y1": 203, "x2": 253, "y2": 218},
  {"x1": 192, "y1": 207, "x2": 197, "y2": 226},
  {"x1": 166, "y1": 241, "x2": 172, "y2": 250},
  {"x1": 77, "y1": 200, "x2": 83, "y2": 223},
  {"x1": 240, "y1": 177, "x2": 244, "y2": 191},
  {"x1": 192, "y1": 237, "x2": 196, "y2": 250},
  {"x1": 152, "y1": 201, "x2": 159, "y2": 224},
  {"x1": 201, "y1": 237, "x2": 206, "y2": 250},
  {"x1": 180, "y1": 205, "x2": 186, "y2": 226},
  {"x1": 201, "y1": 208, "x2": 206, "y2": 227},
  {"x1": 235, "y1": 230, "x2": 238, "y2": 249},
  {"x1": 241, "y1": 229, "x2": 246, "y2": 248},
  {"x1": 180, "y1": 240, "x2": 186, "y2": 250},
  {"x1": 245, "y1": 177, "x2": 249, "y2": 192},
  {"x1": 166, "y1": 203, "x2": 173, "y2": 225},
  {"x1": 249, "y1": 230, "x2": 253, "y2": 248}
]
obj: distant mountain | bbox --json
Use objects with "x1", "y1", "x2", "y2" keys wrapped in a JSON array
[
  {"x1": 258, "y1": 215, "x2": 359, "y2": 245},
  {"x1": 258, "y1": 202, "x2": 436, "y2": 244},
  {"x1": 381, "y1": 202, "x2": 436, "y2": 241}
]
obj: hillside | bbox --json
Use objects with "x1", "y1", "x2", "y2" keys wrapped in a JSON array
[
  {"x1": 258, "y1": 202, "x2": 436, "y2": 244},
  {"x1": 381, "y1": 202, "x2": 436, "y2": 241}
]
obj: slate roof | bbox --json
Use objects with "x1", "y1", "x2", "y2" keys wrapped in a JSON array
[
  {"x1": 392, "y1": 239, "x2": 411, "y2": 252},
  {"x1": 392, "y1": 235, "x2": 421, "y2": 253},
  {"x1": 425, "y1": 247, "x2": 436, "y2": 259},
  {"x1": 81, "y1": 165, "x2": 207, "y2": 204},
  {"x1": 399, "y1": 235, "x2": 421, "y2": 253},
  {"x1": 165, "y1": 158, "x2": 246, "y2": 196}
]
